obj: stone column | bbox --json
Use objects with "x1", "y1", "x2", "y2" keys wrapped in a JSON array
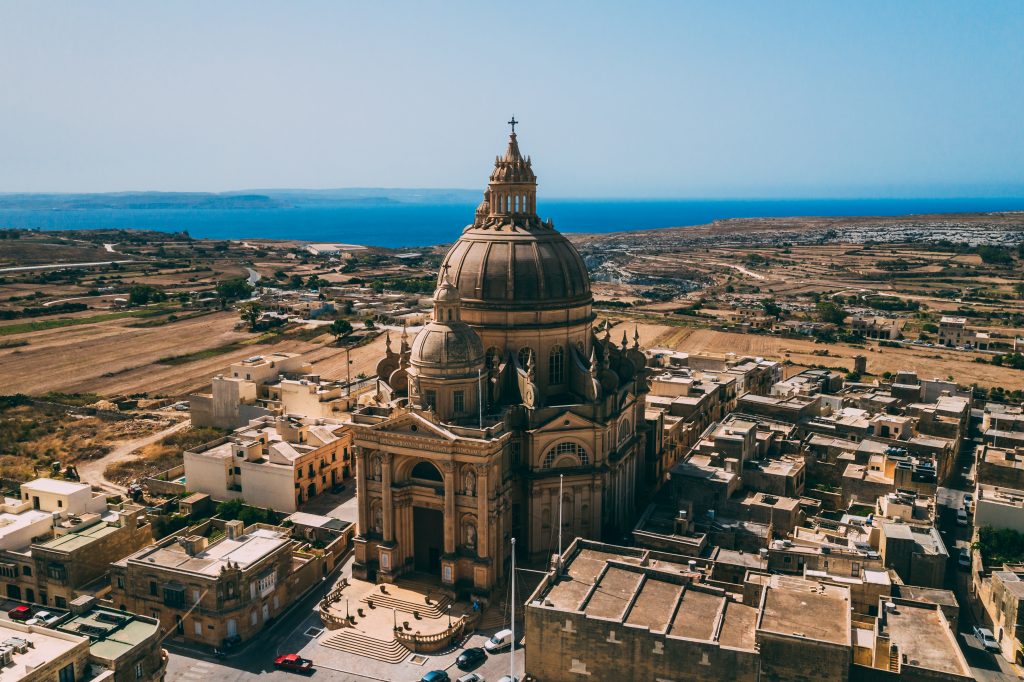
[
  {"x1": 355, "y1": 448, "x2": 368, "y2": 537},
  {"x1": 443, "y1": 462, "x2": 456, "y2": 555},
  {"x1": 475, "y1": 464, "x2": 489, "y2": 559},
  {"x1": 382, "y1": 453, "x2": 394, "y2": 544}
]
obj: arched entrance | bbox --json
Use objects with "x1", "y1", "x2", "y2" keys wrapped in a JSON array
[{"x1": 413, "y1": 506, "x2": 444, "y2": 573}]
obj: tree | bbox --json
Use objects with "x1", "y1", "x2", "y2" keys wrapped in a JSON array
[
  {"x1": 215, "y1": 278, "x2": 253, "y2": 301},
  {"x1": 239, "y1": 302, "x2": 262, "y2": 330},
  {"x1": 760, "y1": 299, "x2": 783, "y2": 319},
  {"x1": 1015, "y1": 282, "x2": 1024, "y2": 299},
  {"x1": 816, "y1": 300, "x2": 847, "y2": 325},
  {"x1": 330, "y1": 319, "x2": 354, "y2": 344},
  {"x1": 128, "y1": 284, "x2": 166, "y2": 306},
  {"x1": 364, "y1": 318, "x2": 376, "y2": 329}
]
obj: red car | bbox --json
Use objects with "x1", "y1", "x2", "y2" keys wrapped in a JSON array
[
  {"x1": 274, "y1": 654, "x2": 313, "y2": 673},
  {"x1": 7, "y1": 606, "x2": 31, "y2": 622}
]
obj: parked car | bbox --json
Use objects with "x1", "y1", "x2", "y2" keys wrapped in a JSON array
[
  {"x1": 420, "y1": 672, "x2": 450, "y2": 682},
  {"x1": 7, "y1": 606, "x2": 31, "y2": 622},
  {"x1": 456, "y1": 647, "x2": 487, "y2": 670},
  {"x1": 273, "y1": 654, "x2": 313, "y2": 673},
  {"x1": 956, "y1": 509, "x2": 969, "y2": 526},
  {"x1": 26, "y1": 610, "x2": 61, "y2": 627},
  {"x1": 963, "y1": 493, "x2": 974, "y2": 509},
  {"x1": 958, "y1": 548, "x2": 971, "y2": 569},
  {"x1": 974, "y1": 626, "x2": 1000, "y2": 652},
  {"x1": 485, "y1": 629, "x2": 514, "y2": 653},
  {"x1": 457, "y1": 674, "x2": 486, "y2": 682}
]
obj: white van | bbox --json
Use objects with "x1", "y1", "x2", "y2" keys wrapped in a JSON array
[{"x1": 484, "y1": 629, "x2": 513, "y2": 653}]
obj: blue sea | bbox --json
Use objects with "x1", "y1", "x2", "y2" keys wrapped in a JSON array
[{"x1": 3, "y1": 197, "x2": 1023, "y2": 247}]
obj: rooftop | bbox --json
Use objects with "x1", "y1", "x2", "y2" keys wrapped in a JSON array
[
  {"x1": 125, "y1": 527, "x2": 289, "y2": 577},
  {"x1": 885, "y1": 601, "x2": 970, "y2": 676},
  {"x1": 37, "y1": 521, "x2": 119, "y2": 552},
  {"x1": 56, "y1": 605, "x2": 159, "y2": 663},
  {"x1": 0, "y1": 621, "x2": 86, "y2": 679},
  {"x1": 21, "y1": 478, "x2": 91, "y2": 496},
  {"x1": 757, "y1": 576, "x2": 850, "y2": 645}
]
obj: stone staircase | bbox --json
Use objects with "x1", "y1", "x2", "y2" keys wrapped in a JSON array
[
  {"x1": 361, "y1": 592, "x2": 452, "y2": 619},
  {"x1": 320, "y1": 629, "x2": 410, "y2": 664}
]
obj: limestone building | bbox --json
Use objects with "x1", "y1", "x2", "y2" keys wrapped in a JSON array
[{"x1": 349, "y1": 126, "x2": 648, "y2": 595}]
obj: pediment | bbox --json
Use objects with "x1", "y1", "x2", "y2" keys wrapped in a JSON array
[
  {"x1": 533, "y1": 410, "x2": 598, "y2": 433},
  {"x1": 371, "y1": 411, "x2": 456, "y2": 441}
]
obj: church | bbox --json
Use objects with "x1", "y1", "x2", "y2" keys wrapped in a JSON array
[{"x1": 348, "y1": 123, "x2": 649, "y2": 597}]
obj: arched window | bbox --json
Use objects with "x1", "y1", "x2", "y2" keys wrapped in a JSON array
[
  {"x1": 486, "y1": 347, "x2": 502, "y2": 370},
  {"x1": 410, "y1": 461, "x2": 443, "y2": 483},
  {"x1": 517, "y1": 347, "x2": 535, "y2": 369},
  {"x1": 618, "y1": 420, "x2": 632, "y2": 444},
  {"x1": 548, "y1": 345, "x2": 565, "y2": 384},
  {"x1": 541, "y1": 441, "x2": 589, "y2": 469}
]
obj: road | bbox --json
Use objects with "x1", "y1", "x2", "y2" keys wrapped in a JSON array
[
  {"x1": 937, "y1": 438, "x2": 1019, "y2": 681},
  {"x1": 78, "y1": 419, "x2": 190, "y2": 493},
  {"x1": 246, "y1": 267, "x2": 260, "y2": 285},
  {"x1": 0, "y1": 259, "x2": 143, "y2": 273}
]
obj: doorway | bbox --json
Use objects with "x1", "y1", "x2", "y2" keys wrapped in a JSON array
[{"x1": 413, "y1": 507, "x2": 444, "y2": 574}]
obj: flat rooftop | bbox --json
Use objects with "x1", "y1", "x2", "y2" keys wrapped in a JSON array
[
  {"x1": 758, "y1": 577, "x2": 850, "y2": 645},
  {"x1": 886, "y1": 602, "x2": 969, "y2": 676},
  {"x1": 128, "y1": 528, "x2": 289, "y2": 577},
  {"x1": 57, "y1": 608, "x2": 159, "y2": 662},
  {"x1": 668, "y1": 588, "x2": 724, "y2": 641},
  {"x1": 37, "y1": 521, "x2": 118, "y2": 552},
  {"x1": 0, "y1": 622, "x2": 85, "y2": 679},
  {"x1": 21, "y1": 478, "x2": 91, "y2": 496}
]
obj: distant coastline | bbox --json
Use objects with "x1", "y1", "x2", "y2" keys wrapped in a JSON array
[{"x1": 1, "y1": 191, "x2": 1022, "y2": 247}]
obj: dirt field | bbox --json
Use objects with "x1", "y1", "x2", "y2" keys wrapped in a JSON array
[
  {"x1": 609, "y1": 323, "x2": 1024, "y2": 390},
  {"x1": 0, "y1": 306, "x2": 391, "y2": 398}
]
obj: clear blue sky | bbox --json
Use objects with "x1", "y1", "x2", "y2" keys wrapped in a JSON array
[{"x1": 1, "y1": 1, "x2": 1022, "y2": 197}]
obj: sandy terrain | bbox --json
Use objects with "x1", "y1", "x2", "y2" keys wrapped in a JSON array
[{"x1": 607, "y1": 323, "x2": 1024, "y2": 390}]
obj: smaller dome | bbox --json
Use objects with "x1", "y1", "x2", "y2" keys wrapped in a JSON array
[{"x1": 409, "y1": 321, "x2": 484, "y2": 378}]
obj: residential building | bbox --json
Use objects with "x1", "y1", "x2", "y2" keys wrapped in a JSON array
[
  {"x1": 55, "y1": 595, "x2": 167, "y2": 682},
  {"x1": 109, "y1": 520, "x2": 326, "y2": 647},
  {"x1": 183, "y1": 414, "x2": 351, "y2": 512},
  {"x1": 0, "y1": 619, "x2": 90, "y2": 682}
]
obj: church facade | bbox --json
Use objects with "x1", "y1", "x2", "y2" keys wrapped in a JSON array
[{"x1": 348, "y1": 126, "x2": 649, "y2": 596}]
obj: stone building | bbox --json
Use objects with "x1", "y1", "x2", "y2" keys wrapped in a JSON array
[
  {"x1": 108, "y1": 519, "x2": 327, "y2": 648},
  {"x1": 183, "y1": 414, "x2": 351, "y2": 512},
  {"x1": 348, "y1": 127, "x2": 648, "y2": 596}
]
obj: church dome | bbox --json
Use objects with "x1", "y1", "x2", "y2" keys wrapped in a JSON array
[
  {"x1": 409, "y1": 323, "x2": 484, "y2": 377},
  {"x1": 441, "y1": 228, "x2": 591, "y2": 308},
  {"x1": 410, "y1": 270, "x2": 484, "y2": 378},
  {"x1": 440, "y1": 129, "x2": 592, "y2": 313}
]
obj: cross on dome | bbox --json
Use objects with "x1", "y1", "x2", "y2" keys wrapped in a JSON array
[{"x1": 508, "y1": 116, "x2": 518, "y2": 134}]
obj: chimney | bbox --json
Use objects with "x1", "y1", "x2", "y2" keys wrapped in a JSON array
[
  {"x1": 225, "y1": 519, "x2": 244, "y2": 540},
  {"x1": 180, "y1": 535, "x2": 209, "y2": 556}
]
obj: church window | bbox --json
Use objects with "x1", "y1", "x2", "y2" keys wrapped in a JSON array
[
  {"x1": 411, "y1": 461, "x2": 443, "y2": 483},
  {"x1": 618, "y1": 420, "x2": 631, "y2": 444},
  {"x1": 542, "y1": 441, "x2": 589, "y2": 469},
  {"x1": 510, "y1": 441, "x2": 521, "y2": 467},
  {"x1": 424, "y1": 390, "x2": 437, "y2": 410},
  {"x1": 517, "y1": 347, "x2": 535, "y2": 369},
  {"x1": 486, "y1": 347, "x2": 502, "y2": 369},
  {"x1": 548, "y1": 345, "x2": 565, "y2": 384},
  {"x1": 454, "y1": 390, "x2": 465, "y2": 414}
]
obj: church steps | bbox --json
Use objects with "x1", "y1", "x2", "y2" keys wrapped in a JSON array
[{"x1": 320, "y1": 630, "x2": 410, "y2": 664}]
